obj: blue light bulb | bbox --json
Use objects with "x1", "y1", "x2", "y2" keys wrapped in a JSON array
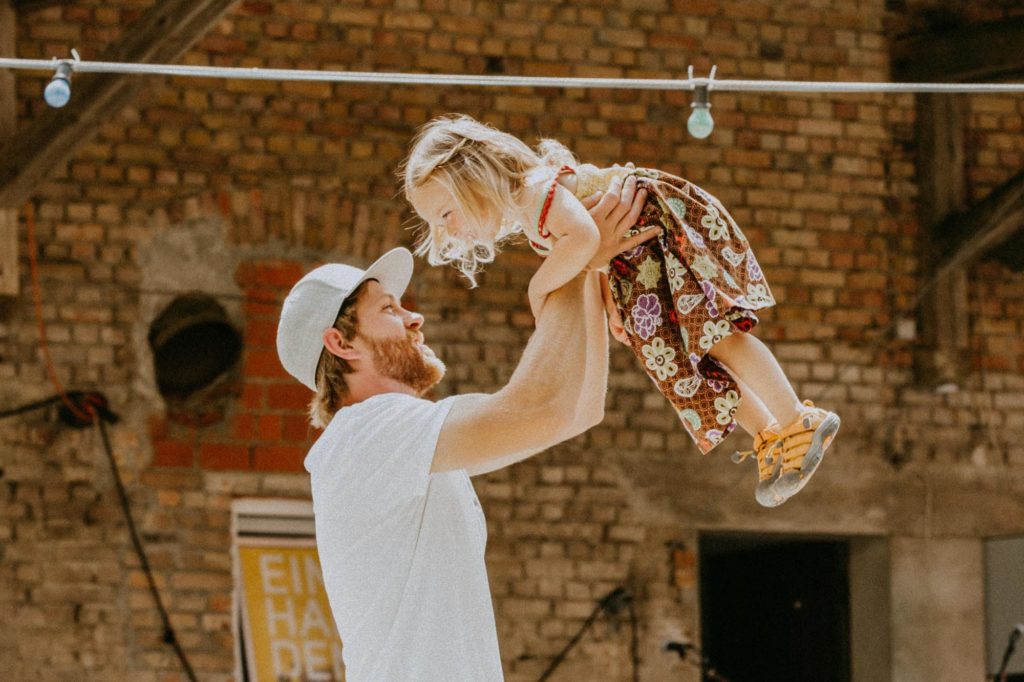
[
  {"x1": 687, "y1": 105, "x2": 714, "y2": 139},
  {"x1": 44, "y1": 76, "x2": 71, "y2": 108}
]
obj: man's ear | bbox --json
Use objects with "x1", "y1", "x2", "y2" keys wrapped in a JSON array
[{"x1": 323, "y1": 328, "x2": 360, "y2": 362}]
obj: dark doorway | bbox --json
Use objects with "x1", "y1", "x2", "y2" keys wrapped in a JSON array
[{"x1": 699, "y1": 534, "x2": 851, "y2": 682}]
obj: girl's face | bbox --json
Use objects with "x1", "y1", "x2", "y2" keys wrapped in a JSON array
[{"x1": 409, "y1": 179, "x2": 470, "y2": 242}]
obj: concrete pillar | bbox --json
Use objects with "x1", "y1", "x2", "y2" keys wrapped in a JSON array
[
  {"x1": 850, "y1": 537, "x2": 892, "y2": 682},
  {"x1": 890, "y1": 537, "x2": 985, "y2": 682}
]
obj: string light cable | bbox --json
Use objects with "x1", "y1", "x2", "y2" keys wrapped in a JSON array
[
  {"x1": 0, "y1": 55, "x2": 1022, "y2": 136},
  {"x1": 1, "y1": 55, "x2": 1021, "y2": 92}
]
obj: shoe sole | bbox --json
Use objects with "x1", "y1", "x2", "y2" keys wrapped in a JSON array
[
  {"x1": 756, "y1": 412, "x2": 840, "y2": 508},
  {"x1": 754, "y1": 444, "x2": 785, "y2": 507}
]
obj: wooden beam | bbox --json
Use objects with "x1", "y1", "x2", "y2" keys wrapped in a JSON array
[
  {"x1": 914, "y1": 93, "x2": 969, "y2": 388},
  {"x1": 892, "y1": 16, "x2": 1024, "y2": 82},
  {"x1": 0, "y1": 0, "x2": 240, "y2": 210},
  {"x1": 13, "y1": 0, "x2": 75, "y2": 13},
  {"x1": 932, "y1": 169, "x2": 1024, "y2": 280},
  {"x1": 1, "y1": 0, "x2": 17, "y2": 296}
]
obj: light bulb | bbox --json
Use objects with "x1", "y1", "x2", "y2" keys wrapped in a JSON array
[
  {"x1": 44, "y1": 77, "x2": 71, "y2": 108},
  {"x1": 687, "y1": 105, "x2": 714, "y2": 139},
  {"x1": 44, "y1": 62, "x2": 74, "y2": 108}
]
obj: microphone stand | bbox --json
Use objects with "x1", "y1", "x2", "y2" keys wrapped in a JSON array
[
  {"x1": 537, "y1": 587, "x2": 632, "y2": 682},
  {"x1": 995, "y1": 624, "x2": 1023, "y2": 682}
]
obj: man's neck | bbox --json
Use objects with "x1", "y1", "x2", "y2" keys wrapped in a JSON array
[{"x1": 343, "y1": 375, "x2": 419, "y2": 407}]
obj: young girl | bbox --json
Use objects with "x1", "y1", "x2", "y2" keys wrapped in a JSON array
[{"x1": 402, "y1": 114, "x2": 839, "y2": 507}]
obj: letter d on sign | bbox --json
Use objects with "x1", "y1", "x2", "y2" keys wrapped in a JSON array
[{"x1": 271, "y1": 640, "x2": 301, "y2": 677}]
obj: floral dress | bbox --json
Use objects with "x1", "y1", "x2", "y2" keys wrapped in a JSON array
[{"x1": 526, "y1": 164, "x2": 776, "y2": 454}]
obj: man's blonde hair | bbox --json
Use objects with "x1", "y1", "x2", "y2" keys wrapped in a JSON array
[
  {"x1": 308, "y1": 282, "x2": 368, "y2": 429},
  {"x1": 401, "y1": 114, "x2": 575, "y2": 286}
]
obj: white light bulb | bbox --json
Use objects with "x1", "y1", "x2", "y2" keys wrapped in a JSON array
[
  {"x1": 44, "y1": 62, "x2": 74, "y2": 108},
  {"x1": 687, "y1": 105, "x2": 714, "y2": 139},
  {"x1": 44, "y1": 75, "x2": 71, "y2": 108},
  {"x1": 44, "y1": 70, "x2": 72, "y2": 107}
]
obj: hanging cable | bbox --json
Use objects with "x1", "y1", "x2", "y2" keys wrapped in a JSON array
[
  {"x1": 94, "y1": 413, "x2": 198, "y2": 682},
  {"x1": 17, "y1": 198, "x2": 197, "y2": 680},
  {"x1": 0, "y1": 395, "x2": 195, "y2": 679},
  {"x1": 24, "y1": 201, "x2": 94, "y2": 425},
  {"x1": 0, "y1": 391, "x2": 116, "y2": 424},
  {"x1": 0, "y1": 393, "x2": 69, "y2": 420}
]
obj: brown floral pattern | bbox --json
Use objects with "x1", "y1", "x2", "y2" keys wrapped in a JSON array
[{"x1": 606, "y1": 169, "x2": 776, "y2": 454}]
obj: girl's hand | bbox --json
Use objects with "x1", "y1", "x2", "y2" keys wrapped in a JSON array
[{"x1": 581, "y1": 174, "x2": 660, "y2": 272}]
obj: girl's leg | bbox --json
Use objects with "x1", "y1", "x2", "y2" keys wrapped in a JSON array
[
  {"x1": 709, "y1": 332, "x2": 803, "y2": 428},
  {"x1": 730, "y1": 375, "x2": 776, "y2": 437}
]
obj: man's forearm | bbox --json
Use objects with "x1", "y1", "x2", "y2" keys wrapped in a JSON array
[
  {"x1": 503, "y1": 271, "x2": 608, "y2": 431},
  {"x1": 459, "y1": 272, "x2": 608, "y2": 476}
]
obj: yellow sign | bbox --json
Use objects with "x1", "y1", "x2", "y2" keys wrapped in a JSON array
[{"x1": 237, "y1": 541, "x2": 344, "y2": 681}]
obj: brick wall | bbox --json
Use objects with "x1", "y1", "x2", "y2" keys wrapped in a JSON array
[{"x1": 1, "y1": 1, "x2": 1023, "y2": 680}]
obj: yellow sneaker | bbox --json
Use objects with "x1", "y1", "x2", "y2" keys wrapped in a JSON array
[
  {"x1": 770, "y1": 400, "x2": 839, "y2": 505},
  {"x1": 732, "y1": 402, "x2": 839, "y2": 507}
]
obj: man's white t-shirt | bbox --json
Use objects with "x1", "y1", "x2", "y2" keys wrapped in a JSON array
[{"x1": 304, "y1": 392, "x2": 504, "y2": 681}]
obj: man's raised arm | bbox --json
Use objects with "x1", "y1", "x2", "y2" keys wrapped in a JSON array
[{"x1": 432, "y1": 175, "x2": 656, "y2": 475}]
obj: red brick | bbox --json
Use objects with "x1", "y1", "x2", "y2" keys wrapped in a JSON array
[
  {"x1": 235, "y1": 260, "x2": 306, "y2": 289},
  {"x1": 267, "y1": 383, "x2": 312, "y2": 411},
  {"x1": 252, "y1": 445, "x2": 306, "y2": 472},
  {"x1": 232, "y1": 414, "x2": 255, "y2": 440},
  {"x1": 245, "y1": 319, "x2": 278, "y2": 348},
  {"x1": 199, "y1": 35, "x2": 248, "y2": 55},
  {"x1": 649, "y1": 33, "x2": 697, "y2": 50},
  {"x1": 198, "y1": 444, "x2": 250, "y2": 470},
  {"x1": 243, "y1": 299, "x2": 282, "y2": 317},
  {"x1": 283, "y1": 415, "x2": 313, "y2": 442},
  {"x1": 243, "y1": 350, "x2": 289, "y2": 379},
  {"x1": 151, "y1": 441, "x2": 194, "y2": 468},
  {"x1": 240, "y1": 0, "x2": 272, "y2": 15},
  {"x1": 147, "y1": 414, "x2": 168, "y2": 440},
  {"x1": 241, "y1": 385, "x2": 265, "y2": 410},
  {"x1": 257, "y1": 414, "x2": 281, "y2": 441},
  {"x1": 834, "y1": 102, "x2": 860, "y2": 120}
]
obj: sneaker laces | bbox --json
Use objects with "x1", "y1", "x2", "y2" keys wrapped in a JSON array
[
  {"x1": 731, "y1": 424, "x2": 782, "y2": 481},
  {"x1": 773, "y1": 400, "x2": 832, "y2": 473}
]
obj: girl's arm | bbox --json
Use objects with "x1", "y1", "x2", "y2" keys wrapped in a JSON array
[{"x1": 526, "y1": 184, "x2": 600, "y2": 318}]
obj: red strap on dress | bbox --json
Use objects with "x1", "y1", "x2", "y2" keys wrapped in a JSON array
[{"x1": 536, "y1": 165, "x2": 576, "y2": 239}]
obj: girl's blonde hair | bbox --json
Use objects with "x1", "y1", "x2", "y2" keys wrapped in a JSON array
[{"x1": 401, "y1": 114, "x2": 576, "y2": 286}]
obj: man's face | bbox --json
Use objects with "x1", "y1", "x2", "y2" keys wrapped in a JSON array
[{"x1": 354, "y1": 280, "x2": 445, "y2": 395}]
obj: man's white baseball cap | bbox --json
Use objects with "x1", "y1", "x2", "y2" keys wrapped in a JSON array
[{"x1": 276, "y1": 248, "x2": 414, "y2": 391}]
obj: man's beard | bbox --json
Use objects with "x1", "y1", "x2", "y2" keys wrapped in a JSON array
[{"x1": 364, "y1": 333, "x2": 445, "y2": 396}]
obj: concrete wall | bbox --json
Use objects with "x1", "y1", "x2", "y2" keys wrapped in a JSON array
[{"x1": 1, "y1": 1, "x2": 1023, "y2": 680}]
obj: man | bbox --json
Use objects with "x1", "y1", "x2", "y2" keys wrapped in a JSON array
[{"x1": 276, "y1": 176, "x2": 652, "y2": 680}]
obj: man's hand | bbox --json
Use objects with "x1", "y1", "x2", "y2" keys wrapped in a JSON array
[
  {"x1": 599, "y1": 272, "x2": 630, "y2": 345},
  {"x1": 581, "y1": 171, "x2": 659, "y2": 346},
  {"x1": 581, "y1": 173, "x2": 660, "y2": 272}
]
